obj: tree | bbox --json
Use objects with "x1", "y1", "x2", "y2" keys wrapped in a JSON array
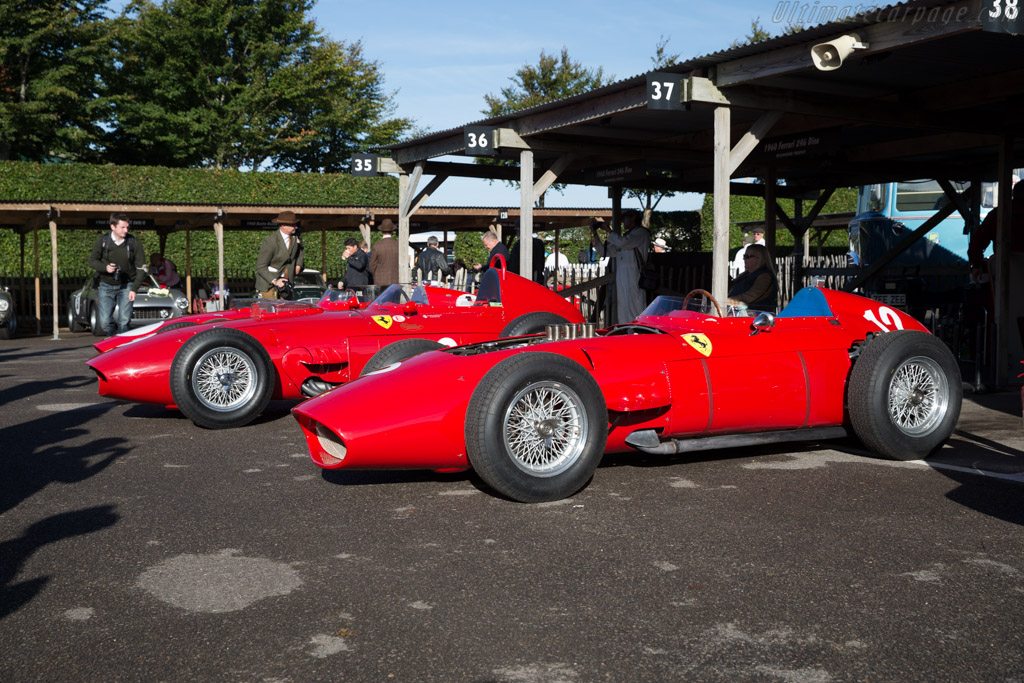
[
  {"x1": 103, "y1": 0, "x2": 413, "y2": 171},
  {"x1": 731, "y1": 18, "x2": 773, "y2": 48},
  {"x1": 0, "y1": 0, "x2": 108, "y2": 162},
  {"x1": 479, "y1": 47, "x2": 612, "y2": 205},
  {"x1": 482, "y1": 47, "x2": 610, "y2": 117}
]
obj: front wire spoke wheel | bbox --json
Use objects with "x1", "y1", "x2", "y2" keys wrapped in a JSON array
[
  {"x1": 503, "y1": 381, "x2": 588, "y2": 477},
  {"x1": 192, "y1": 347, "x2": 258, "y2": 412},
  {"x1": 887, "y1": 355, "x2": 947, "y2": 437}
]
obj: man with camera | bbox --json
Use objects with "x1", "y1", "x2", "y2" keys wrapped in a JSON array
[
  {"x1": 87, "y1": 212, "x2": 146, "y2": 336},
  {"x1": 256, "y1": 210, "x2": 304, "y2": 299}
]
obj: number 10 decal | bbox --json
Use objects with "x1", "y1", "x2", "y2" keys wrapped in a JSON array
[{"x1": 863, "y1": 306, "x2": 904, "y2": 332}]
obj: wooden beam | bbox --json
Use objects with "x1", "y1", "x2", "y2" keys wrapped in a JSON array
[
  {"x1": 534, "y1": 154, "x2": 574, "y2": 198},
  {"x1": 730, "y1": 110, "x2": 782, "y2": 175}
]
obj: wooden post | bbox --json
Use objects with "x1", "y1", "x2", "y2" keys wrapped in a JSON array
[
  {"x1": 34, "y1": 229, "x2": 40, "y2": 335},
  {"x1": 321, "y1": 229, "x2": 327, "y2": 274},
  {"x1": 712, "y1": 106, "x2": 731, "y2": 304},
  {"x1": 50, "y1": 218, "x2": 59, "y2": 339},
  {"x1": 214, "y1": 218, "x2": 225, "y2": 304},
  {"x1": 520, "y1": 149, "x2": 534, "y2": 280},
  {"x1": 185, "y1": 229, "x2": 192, "y2": 311},
  {"x1": 398, "y1": 173, "x2": 410, "y2": 283},
  {"x1": 994, "y1": 134, "x2": 1013, "y2": 387}
]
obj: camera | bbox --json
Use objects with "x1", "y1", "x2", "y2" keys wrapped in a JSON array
[
  {"x1": 112, "y1": 266, "x2": 122, "y2": 283},
  {"x1": 275, "y1": 279, "x2": 294, "y2": 300}
]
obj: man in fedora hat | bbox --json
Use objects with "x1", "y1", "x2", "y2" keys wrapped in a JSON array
[
  {"x1": 255, "y1": 210, "x2": 304, "y2": 298},
  {"x1": 369, "y1": 218, "x2": 399, "y2": 285}
]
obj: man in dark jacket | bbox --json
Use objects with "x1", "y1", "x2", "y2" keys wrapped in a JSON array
[
  {"x1": 87, "y1": 212, "x2": 146, "y2": 336},
  {"x1": 473, "y1": 230, "x2": 510, "y2": 273},
  {"x1": 414, "y1": 235, "x2": 450, "y2": 281},
  {"x1": 342, "y1": 238, "x2": 371, "y2": 287},
  {"x1": 505, "y1": 221, "x2": 546, "y2": 283}
]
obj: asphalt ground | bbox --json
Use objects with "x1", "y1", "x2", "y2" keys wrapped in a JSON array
[{"x1": 1, "y1": 333, "x2": 1022, "y2": 682}]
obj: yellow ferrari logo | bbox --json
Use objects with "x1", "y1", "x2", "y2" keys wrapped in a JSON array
[
  {"x1": 371, "y1": 315, "x2": 393, "y2": 329},
  {"x1": 684, "y1": 333, "x2": 712, "y2": 357}
]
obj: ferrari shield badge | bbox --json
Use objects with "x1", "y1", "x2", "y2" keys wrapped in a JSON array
[
  {"x1": 371, "y1": 315, "x2": 393, "y2": 329},
  {"x1": 684, "y1": 333, "x2": 712, "y2": 357}
]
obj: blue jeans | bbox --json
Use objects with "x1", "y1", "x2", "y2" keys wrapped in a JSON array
[{"x1": 97, "y1": 281, "x2": 133, "y2": 335}]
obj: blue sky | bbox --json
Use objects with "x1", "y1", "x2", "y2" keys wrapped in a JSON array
[{"x1": 309, "y1": 0, "x2": 786, "y2": 210}]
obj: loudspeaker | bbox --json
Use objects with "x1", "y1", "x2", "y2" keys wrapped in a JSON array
[{"x1": 811, "y1": 34, "x2": 868, "y2": 71}]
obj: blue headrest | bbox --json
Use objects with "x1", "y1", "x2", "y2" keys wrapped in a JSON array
[{"x1": 777, "y1": 287, "x2": 833, "y2": 318}]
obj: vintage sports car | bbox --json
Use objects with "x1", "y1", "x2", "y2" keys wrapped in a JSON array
[
  {"x1": 68, "y1": 272, "x2": 190, "y2": 335},
  {"x1": 86, "y1": 266, "x2": 585, "y2": 429},
  {"x1": 292, "y1": 287, "x2": 963, "y2": 503}
]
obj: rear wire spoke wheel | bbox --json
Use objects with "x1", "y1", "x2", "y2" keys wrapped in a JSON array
[
  {"x1": 466, "y1": 352, "x2": 607, "y2": 502},
  {"x1": 887, "y1": 355, "x2": 947, "y2": 436},
  {"x1": 170, "y1": 328, "x2": 275, "y2": 429},
  {"x1": 848, "y1": 330, "x2": 961, "y2": 460}
]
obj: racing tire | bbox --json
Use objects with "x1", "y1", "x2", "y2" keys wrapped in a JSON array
[
  {"x1": 499, "y1": 312, "x2": 571, "y2": 338},
  {"x1": 67, "y1": 305, "x2": 85, "y2": 333},
  {"x1": 89, "y1": 305, "x2": 105, "y2": 337},
  {"x1": 465, "y1": 352, "x2": 608, "y2": 503},
  {"x1": 847, "y1": 330, "x2": 961, "y2": 461},
  {"x1": 170, "y1": 327, "x2": 275, "y2": 429},
  {"x1": 359, "y1": 338, "x2": 446, "y2": 377}
]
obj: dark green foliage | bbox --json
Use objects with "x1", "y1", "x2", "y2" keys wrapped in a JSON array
[
  {"x1": 0, "y1": 160, "x2": 396, "y2": 204},
  {"x1": 0, "y1": 0, "x2": 109, "y2": 162},
  {"x1": 699, "y1": 188, "x2": 856, "y2": 252}
]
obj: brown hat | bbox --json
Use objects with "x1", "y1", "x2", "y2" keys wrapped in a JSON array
[
  {"x1": 272, "y1": 210, "x2": 299, "y2": 225},
  {"x1": 379, "y1": 218, "x2": 396, "y2": 233}
]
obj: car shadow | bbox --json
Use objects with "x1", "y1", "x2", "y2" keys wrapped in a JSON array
[
  {"x1": 0, "y1": 375, "x2": 94, "y2": 409},
  {"x1": 0, "y1": 506, "x2": 119, "y2": 620},
  {"x1": 1, "y1": 401, "x2": 130, "y2": 516}
]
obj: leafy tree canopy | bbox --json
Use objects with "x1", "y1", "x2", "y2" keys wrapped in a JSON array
[
  {"x1": 0, "y1": 0, "x2": 109, "y2": 162},
  {"x1": 102, "y1": 0, "x2": 414, "y2": 171}
]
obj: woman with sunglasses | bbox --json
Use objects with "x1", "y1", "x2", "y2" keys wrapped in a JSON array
[{"x1": 726, "y1": 243, "x2": 778, "y2": 314}]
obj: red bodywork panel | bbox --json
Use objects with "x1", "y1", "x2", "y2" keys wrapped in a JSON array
[
  {"x1": 293, "y1": 288, "x2": 931, "y2": 471},
  {"x1": 86, "y1": 270, "x2": 585, "y2": 409}
]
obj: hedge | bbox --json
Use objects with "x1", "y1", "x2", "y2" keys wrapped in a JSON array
[{"x1": 0, "y1": 160, "x2": 397, "y2": 205}]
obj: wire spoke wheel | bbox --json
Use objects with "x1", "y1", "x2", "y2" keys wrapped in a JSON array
[
  {"x1": 887, "y1": 355, "x2": 948, "y2": 437},
  {"x1": 191, "y1": 346, "x2": 259, "y2": 412},
  {"x1": 502, "y1": 380, "x2": 589, "y2": 477},
  {"x1": 847, "y1": 330, "x2": 961, "y2": 461}
]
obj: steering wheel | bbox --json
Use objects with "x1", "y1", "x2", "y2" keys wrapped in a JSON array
[{"x1": 682, "y1": 289, "x2": 723, "y2": 317}]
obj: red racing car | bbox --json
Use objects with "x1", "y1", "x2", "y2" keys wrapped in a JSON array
[
  {"x1": 86, "y1": 266, "x2": 584, "y2": 429},
  {"x1": 293, "y1": 287, "x2": 963, "y2": 503}
]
